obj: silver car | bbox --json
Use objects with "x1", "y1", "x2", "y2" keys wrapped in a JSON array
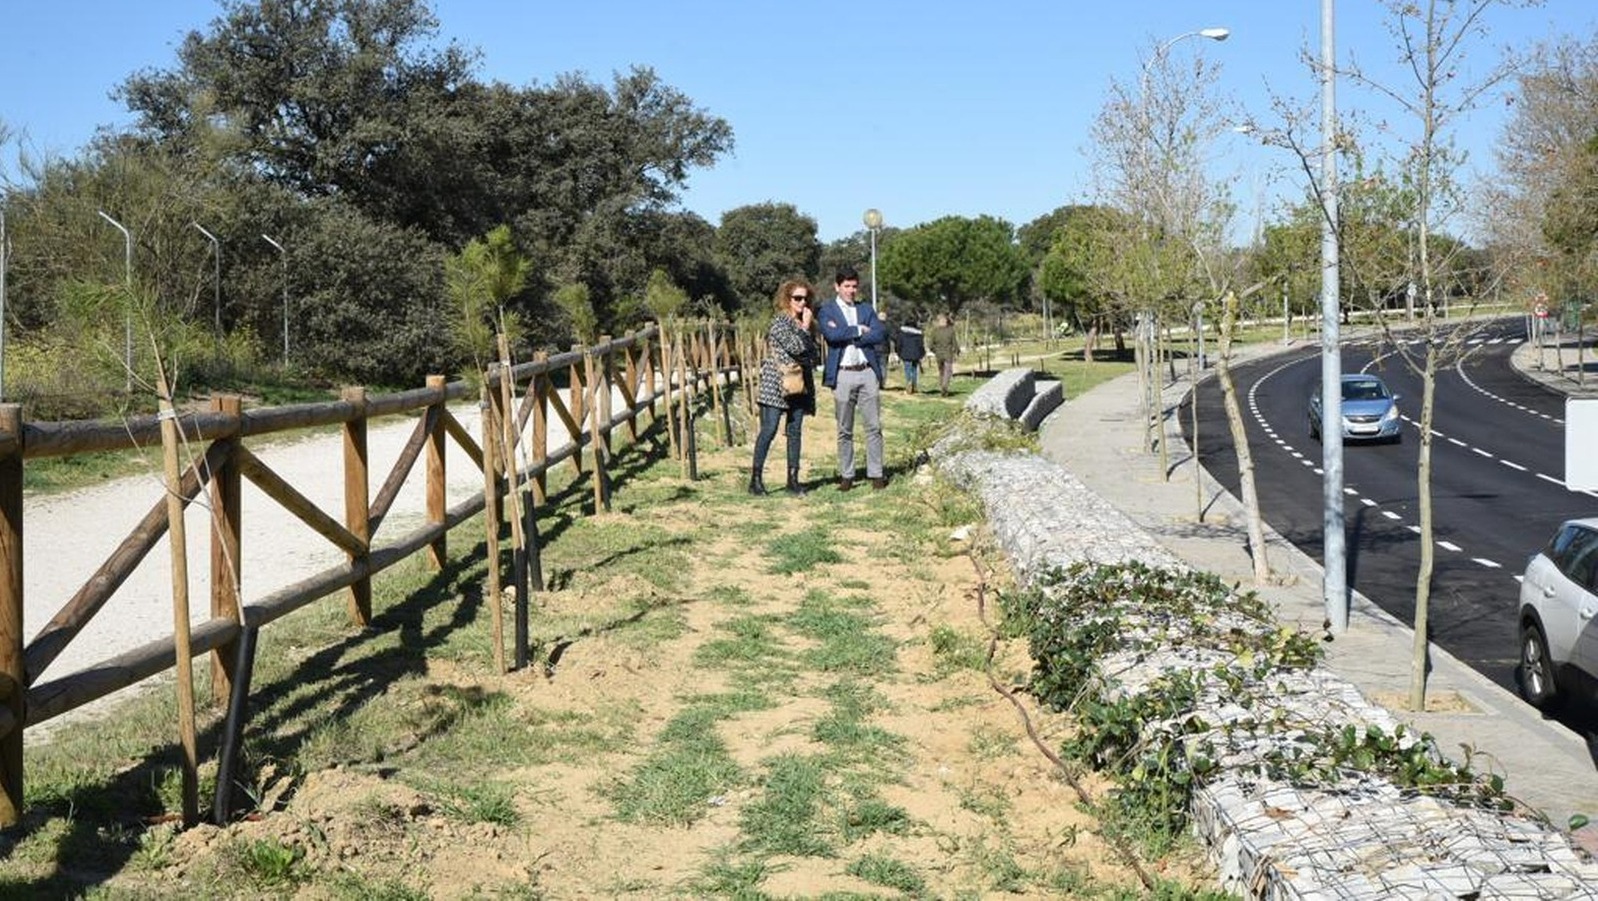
[
  {"x1": 1518, "y1": 518, "x2": 1598, "y2": 710},
  {"x1": 1308, "y1": 374, "x2": 1402, "y2": 443}
]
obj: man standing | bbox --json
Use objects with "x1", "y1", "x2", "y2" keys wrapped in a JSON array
[
  {"x1": 819, "y1": 267, "x2": 887, "y2": 490},
  {"x1": 927, "y1": 313, "x2": 960, "y2": 396}
]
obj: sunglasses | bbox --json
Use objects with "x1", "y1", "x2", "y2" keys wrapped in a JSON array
[{"x1": 790, "y1": 294, "x2": 810, "y2": 301}]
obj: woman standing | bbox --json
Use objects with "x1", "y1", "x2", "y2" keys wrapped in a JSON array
[
  {"x1": 927, "y1": 313, "x2": 960, "y2": 396},
  {"x1": 750, "y1": 279, "x2": 819, "y2": 496}
]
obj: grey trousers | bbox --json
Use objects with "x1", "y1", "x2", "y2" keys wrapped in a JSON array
[{"x1": 832, "y1": 366, "x2": 884, "y2": 479}]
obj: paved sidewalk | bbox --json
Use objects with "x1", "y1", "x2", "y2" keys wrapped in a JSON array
[{"x1": 1037, "y1": 341, "x2": 1598, "y2": 840}]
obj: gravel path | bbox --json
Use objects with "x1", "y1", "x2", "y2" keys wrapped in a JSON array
[{"x1": 25, "y1": 402, "x2": 495, "y2": 724}]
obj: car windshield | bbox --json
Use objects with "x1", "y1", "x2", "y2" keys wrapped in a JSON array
[
  {"x1": 1549, "y1": 524, "x2": 1598, "y2": 572},
  {"x1": 1342, "y1": 379, "x2": 1388, "y2": 401}
]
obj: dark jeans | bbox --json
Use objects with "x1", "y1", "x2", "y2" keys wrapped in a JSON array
[{"x1": 752, "y1": 403, "x2": 805, "y2": 472}]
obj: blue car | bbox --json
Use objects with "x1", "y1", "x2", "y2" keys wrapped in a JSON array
[{"x1": 1308, "y1": 374, "x2": 1402, "y2": 443}]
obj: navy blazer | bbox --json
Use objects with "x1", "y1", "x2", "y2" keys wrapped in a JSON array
[{"x1": 818, "y1": 298, "x2": 887, "y2": 388}]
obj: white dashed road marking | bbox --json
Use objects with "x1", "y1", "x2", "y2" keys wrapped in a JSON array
[{"x1": 1243, "y1": 335, "x2": 1558, "y2": 574}]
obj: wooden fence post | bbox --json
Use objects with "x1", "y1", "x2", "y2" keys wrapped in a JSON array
[
  {"x1": 597, "y1": 338, "x2": 614, "y2": 458},
  {"x1": 641, "y1": 333, "x2": 659, "y2": 427},
  {"x1": 660, "y1": 329, "x2": 679, "y2": 460},
  {"x1": 0, "y1": 404, "x2": 23, "y2": 827},
  {"x1": 715, "y1": 322, "x2": 734, "y2": 447},
  {"x1": 342, "y1": 387, "x2": 372, "y2": 626},
  {"x1": 747, "y1": 326, "x2": 761, "y2": 419},
  {"x1": 209, "y1": 395, "x2": 243, "y2": 705},
  {"x1": 589, "y1": 343, "x2": 611, "y2": 514},
  {"x1": 568, "y1": 345, "x2": 586, "y2": 476},
  {"x1": 677, "y1": 325, "x2": 698, "y2": 480},
  {"x1": 531, "y1": 352, "x2": 549, "y2": 505},
  {"x1": 740, "y1": 326, "x2": 756, "y2": 422},
  {"x1": 494, "y1": 344, "x2": 531, "y2": 670},
  {"x1": 622, "y1": 341, "x2": 639, "y2": 442},
  {"x1": 704, "y1": 323, "x2": 726, "y2": 447},
  {"x1": 481, "y1": 384, "x2": 505, "y2": 674},
  {"x1": 154, "y1": 364, "x2": 200, "y2": 826},
  {"x1": 425, "y1": 375, "x2": 447, "y2": 569}
]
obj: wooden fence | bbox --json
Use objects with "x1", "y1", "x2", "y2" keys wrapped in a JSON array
[{"x1": 0, "y1": 319, "x2": 762, "y2": 827}]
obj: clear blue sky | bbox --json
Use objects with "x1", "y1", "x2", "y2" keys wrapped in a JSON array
[{"x1": 1, "y1": 1, "x2": 1590, "y2": 243}]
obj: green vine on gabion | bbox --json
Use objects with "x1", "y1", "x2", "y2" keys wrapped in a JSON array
[
  {"x1": 1001, "y1": 561, "x2": 1323, "y2": 713},
  {"x1": 1064, "y1": 670, "x2": 1211, "y2": 770},
  {"x1": 1251, "y1": 723, "x2": 1513, "y2": 813},
  {"x1": 1000, "y1": 561, "x2": 1514, "y2": 852},
  {"x1": 1061, "y1": 669, "x2": 1221, "y2": 855},
  {"x1": 1009, "y1": 562, "x2": 1522, "y2": 847}
]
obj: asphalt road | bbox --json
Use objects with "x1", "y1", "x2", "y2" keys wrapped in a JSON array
[{"x1": 1184, "y1": 316, "x2": 1596, "y2": 704}]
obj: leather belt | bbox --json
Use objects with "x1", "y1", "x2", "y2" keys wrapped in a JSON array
[{"x1": 840, "y1": 363, "x2": 870, "y2": 371}]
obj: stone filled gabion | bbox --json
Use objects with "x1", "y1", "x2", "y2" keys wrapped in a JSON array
[
  {"x1": 937, "y1": 449, "x2": 1181, "y2": 578},
  {"x1": 934, "y1": 432, "x2": 1598, "y2": 899},
  {"x1": 965, "y1": 369, "x2": 1039, "y2": 421}
]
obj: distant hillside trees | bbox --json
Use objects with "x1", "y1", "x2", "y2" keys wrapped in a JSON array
[
  {"x1": 877, "y1": 215, "x2": 1028, "y2": 318},
  {"x1": 3, "y1": 0, "x2": 733, "y2": 388},
  {"x1": 713, "y1": 203, "x2": 821, "y2": 314}
]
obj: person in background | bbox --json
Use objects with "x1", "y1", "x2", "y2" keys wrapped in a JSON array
[
  {"x1": 895, "y1": 318, "x2": 925, "y2": 394},
  {"x1": 927, "y1": 313, "x2": 960, "y2": 396},
  {"x1": 750, "y1": 278, "x2": 819, "y2": 496},
  {"x1": 819, "y1": 266, "x2": 888, "y2": 491}
]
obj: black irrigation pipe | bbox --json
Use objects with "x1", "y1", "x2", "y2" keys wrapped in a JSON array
[{"x1": 213, "y1": 625, "x2": 260, "y2": 825}]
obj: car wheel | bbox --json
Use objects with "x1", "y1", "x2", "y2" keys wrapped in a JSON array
[
  {"x1": 1308, "y1": 418, "x2": 1320, "y2": 442},
  {"x1": 1518, "y1": 621, "x2": 1562, "y2": 710}
]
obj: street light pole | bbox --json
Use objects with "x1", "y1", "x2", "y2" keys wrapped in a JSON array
[
  {"x1": 261, "y1": 234, "x2": 288, "y2": 367},
  {"x1": 1136, "y1": 27, "x2": 1228, "y2": 444},
  {"x1": 191, "y1": 222, "x2": 222, "y2": 346},
  {"x1": 1283, "y1": 280, "x2": 1291, "y2": 344},
  {"x1": 96, "y1": 210, "x2": 135, "y2": 392},
  {"x1": 862, "y1": 208, "x2": 883, "y2": 314},
  {"x1": 1319, "y1": 0, "x2": 1347, "y2": 633},
  {"x1": 1141, "y1": 27, "x2": 1230, "y2": 102},
  {"x1": 0, "y1": 208, "x2": 8, "y2": 401}
]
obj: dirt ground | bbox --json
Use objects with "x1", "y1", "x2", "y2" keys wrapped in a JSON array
[{"x1": 111, "y1": 410, "x2": 1215, "y2": 898}]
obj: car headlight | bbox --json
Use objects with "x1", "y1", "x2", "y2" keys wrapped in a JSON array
[{"x1": 1381, "y1": 405, "x2": 1399, "y2": 422}]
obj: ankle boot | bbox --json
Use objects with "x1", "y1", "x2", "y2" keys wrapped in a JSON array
[
  {"x1": 786, "y1": 468, "x2": 807, "y2": 496},
  {"x1": 749, "y1": 467, "x2": 767, "y2": 496}
]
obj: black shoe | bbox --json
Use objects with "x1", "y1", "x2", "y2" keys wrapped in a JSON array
[
  {"x1": 838, "y1": 478, "x2": 855, "y2": 492},
  {"x1": 871, "y1": 477, "x2": 888, "y2": 490},
  {"x1": 786, "y1": 468, "x2": 807, "y2": 496},
  {"x1": 749, "y1": 469, "x2": 767, "y2": 496}
]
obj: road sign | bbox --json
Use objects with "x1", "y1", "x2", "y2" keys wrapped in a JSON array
[{"x1": 1569, "y1": 399, "x2": 1598, "y2": 490}]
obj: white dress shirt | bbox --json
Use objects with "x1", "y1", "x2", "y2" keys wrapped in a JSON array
[{"x1": 837, "y1": 300, "x2": 867, "y2": 368}]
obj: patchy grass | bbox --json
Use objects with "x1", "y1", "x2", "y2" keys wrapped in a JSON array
[
  {"x1": 605, "y1": 696, "x2": 761, "y2": 826},
  {"x1": 764, "y1": 528, "x2": 845, "y2": 574}
]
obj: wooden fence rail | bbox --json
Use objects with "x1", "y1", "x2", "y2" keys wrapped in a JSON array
[{"x1": 0, "y1": 319, "x2": 754, "y2": 826}]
